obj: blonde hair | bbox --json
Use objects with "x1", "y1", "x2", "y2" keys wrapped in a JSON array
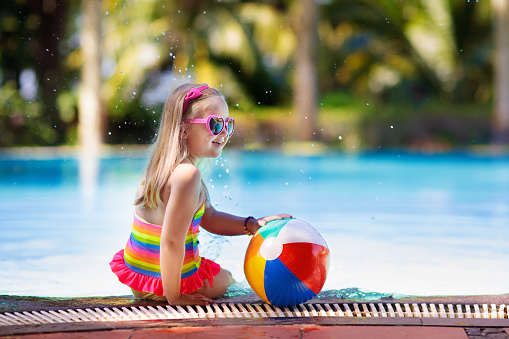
[{"x1": 135, "y1": 83, "x2": 225, "y2": 208}]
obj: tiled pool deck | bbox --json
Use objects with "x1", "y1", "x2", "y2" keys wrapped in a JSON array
[
  {"x1": 2, "y1": 318, "x2": 509, "y2": 338},
  {"x1": 1, "y1": 294, "x2": 508, "y2": 338}
]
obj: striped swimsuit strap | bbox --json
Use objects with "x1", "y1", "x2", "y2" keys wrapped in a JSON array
[{"x1": 182, "y1": 202, "x2": 205, "y2": 278}]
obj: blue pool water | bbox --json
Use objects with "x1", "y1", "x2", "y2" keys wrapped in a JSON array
[{"x1": 0, "y1": 149, "x2": 508, "y2": 297}]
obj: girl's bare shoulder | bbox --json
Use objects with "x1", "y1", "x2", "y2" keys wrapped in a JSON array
[{"x1": 169, "y1": 163, "x2": 201, "y2": 191}]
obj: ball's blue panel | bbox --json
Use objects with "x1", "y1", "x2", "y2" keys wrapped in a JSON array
[{"x1": 263, "y1": 257, "x2": 316, "y2": 307}]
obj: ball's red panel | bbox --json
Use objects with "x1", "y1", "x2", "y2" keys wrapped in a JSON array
[{"x1": 278, "y1": 242, "x2": 330, "y2": 294}]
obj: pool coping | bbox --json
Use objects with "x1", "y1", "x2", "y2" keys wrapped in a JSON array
[
  {"x1": 2, "y1": 294, "x2": 509, "y2": 313},
  {"x1": 1, "y1": 294, "x2": 509, "y2": 337}
]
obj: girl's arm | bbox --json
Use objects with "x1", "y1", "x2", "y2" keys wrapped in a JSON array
[
  {"x1": 201, "y1": 201, "x2": 292, "y2": 236},
  {"x1": 160, "y1": 164, "x2": 213, "y2": 305}
]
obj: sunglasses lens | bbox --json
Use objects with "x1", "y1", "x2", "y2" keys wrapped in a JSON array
[
  {"x1": 227, "y1": 119, "x2": 234, "y2": 136},
  {"x1": 209, "y1": 117, "x2": 224, "y2": 135}
]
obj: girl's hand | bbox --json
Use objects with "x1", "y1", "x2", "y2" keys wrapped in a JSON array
[
  {"x1": 169, "y1": 293, "x2": 213, "y2": 306},
  {"x1": 257, "y1": 213, "x2": 293, "y2": 226},
  {"x1": 248, "y1": 213, "x2": 293, "y2": 234}
]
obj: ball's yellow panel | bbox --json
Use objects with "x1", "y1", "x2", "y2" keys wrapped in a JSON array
[{"x1": 244, "y1": 253, "x2": 268, "y2": 303}]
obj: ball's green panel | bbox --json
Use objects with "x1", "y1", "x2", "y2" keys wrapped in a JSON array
[{"x1": 258, "y1": 218, "x2": 293, "y2": 239}]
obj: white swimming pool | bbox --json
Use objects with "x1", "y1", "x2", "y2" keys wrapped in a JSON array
[{"x1": 0, "y1": 149, "x2": 508, "y2": 298}]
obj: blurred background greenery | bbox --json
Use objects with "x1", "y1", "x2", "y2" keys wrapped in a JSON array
[{"x1": 0, "y1": 0, "x2": 507, "y2": 152}]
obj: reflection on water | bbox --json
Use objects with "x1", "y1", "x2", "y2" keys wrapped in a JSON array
[
  {"x1": 78, "y1": 150, "x2": 99, "y2": 207},
  {"x1": 0, "y1": 150, "x2": 508, "y2": 298}
]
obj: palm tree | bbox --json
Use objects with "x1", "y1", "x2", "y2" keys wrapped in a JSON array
[
  {"x1": 321, "y1": 0, "x2": 461, "y2": 98},
  {"x1": 79, "y1": 0, "x2": 104, "y2": 154},
  {"x1": 291, "y1": 0, "x2": 319, "y2": 141},
  {"x1": 98, "y1": 0, "x2": 298, "y2": 143},
  {"x1": 492, "y1": 0, "x2": 509, "y2": 143}
]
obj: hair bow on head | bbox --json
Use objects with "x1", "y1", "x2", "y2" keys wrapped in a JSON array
[{"x1": 183, "y1": 85, "x2": 209, "y2": 112}]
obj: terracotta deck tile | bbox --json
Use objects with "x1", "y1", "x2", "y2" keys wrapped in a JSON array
[
  {"x1": 6, "y1": 329, "x2": 134, "y2": 339},
  {"x1": 130, "y1": 326, "x2": 302, "y2": 339},
  {"x1": 301, "y1": 326, "x2": 469, "y2": 339},
  {"x1": 111, "y1": 325, "x2": 471, "y2": 339}
]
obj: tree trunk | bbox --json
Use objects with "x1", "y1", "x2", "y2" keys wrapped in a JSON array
[
  {"x1": 492, "y1": 0, "x2": 509, "y2": 144},
  {"x1": 79, "y1": 0, "x2": 104, "y2": 154},
  {"x1": 292, "y1": 0, "x2": 319, "y2": 141}
]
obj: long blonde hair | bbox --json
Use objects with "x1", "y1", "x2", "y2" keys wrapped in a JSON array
[{"x1": 135, "y1": 83, "x2": 225, "y2": 208}]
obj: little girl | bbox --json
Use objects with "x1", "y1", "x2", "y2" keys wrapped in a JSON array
[{"x1": 110, "y1": 83, "x2": 291, "y2": 306}]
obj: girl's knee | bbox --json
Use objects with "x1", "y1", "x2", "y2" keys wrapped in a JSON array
[
  {"x1": 223, "y1": 269, "x2": 234, "y2": 284},
  {"x1": 219, "y1": 269, "x2": 235, "y2": 289},
  {"x1": 194, "y1": 269, "x2": 233, "y2": 298}
]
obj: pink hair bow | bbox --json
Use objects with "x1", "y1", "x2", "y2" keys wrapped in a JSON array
[{"x1": 182, "y1": 85, "x2": 209, "y2": 112}]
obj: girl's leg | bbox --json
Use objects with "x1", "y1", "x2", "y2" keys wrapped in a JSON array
[
  {"x1": 131, "y1": 288, "x2": 167, "y2": 301},
  {"x1": 131, "y1": 268, "x2": 234, "y2": 301},
  {"x1": 192, "y1": 268, "x2": 235, "y2": 298}
]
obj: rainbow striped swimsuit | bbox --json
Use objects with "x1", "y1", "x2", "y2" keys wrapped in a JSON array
[{"x1": 123, "y1": 203, "x2": 205, "y2": 279}]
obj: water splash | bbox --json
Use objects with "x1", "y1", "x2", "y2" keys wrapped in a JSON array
[
  {"x1": 315, "y1": 287, "x2": 405, "y2": 301},
  {"x1": 220, "y1": 286, "x2": 405, "y2": 302},
  {"x1": 199, "y1": 232, "x2": 230, "y2": 261}
]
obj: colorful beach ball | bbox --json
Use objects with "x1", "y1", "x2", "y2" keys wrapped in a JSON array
[{"x1": 244, "y1": 218, "x2": 330, "y2": 307}]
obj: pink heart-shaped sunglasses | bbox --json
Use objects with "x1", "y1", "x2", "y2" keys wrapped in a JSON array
[{"x1": 184, "y1": 115, "x2": 235, "y2": 137}]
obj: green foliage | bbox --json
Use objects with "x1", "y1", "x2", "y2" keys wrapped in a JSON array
[
  {"x1": 0, "y1": 80, "x2": 58, "y2": 146},
  {"x1": 0, "y1": 0, "x2": 497, "y2": 147}
]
